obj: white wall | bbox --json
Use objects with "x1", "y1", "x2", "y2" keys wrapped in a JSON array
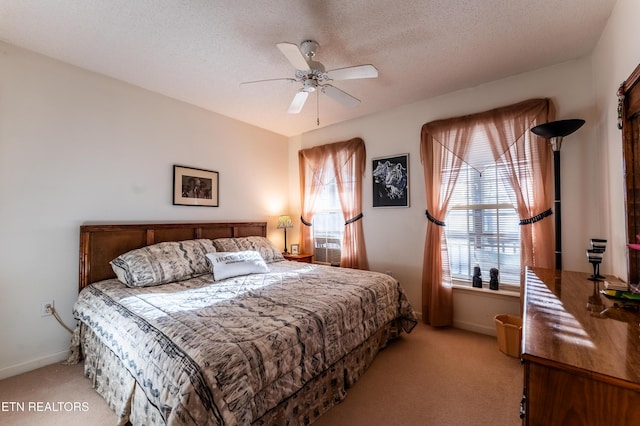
[
  {"x1": 0, "y1": 42, "x2": 289, "y2": 379},
  {"x1": 592, "y1": 0, "x2": 640, "y2": 283},
  {"x1": 291, "y1": 57, "x2": 600, "y2": 333}
]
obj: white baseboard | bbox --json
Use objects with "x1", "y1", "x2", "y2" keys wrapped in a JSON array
[
  {"x1": 453, "y1": 319, "x2": 497, "y2": 336},
  {"x1": 414, "y1": 311, "x2": 496, "y2": 337},
  {"x1": 0, "y1": 350, "x2": 70, "y2": 380}
]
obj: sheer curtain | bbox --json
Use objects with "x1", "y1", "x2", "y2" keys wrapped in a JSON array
[
  {"x1": 420, "y1": 98, "x2": 554, "y2": 326},
  {"x1": 420, "y1": 127, "x2": 469, "y2": 326},
  {"x1": 298, "y1": 137, "x2": 369, "y2": 269}
]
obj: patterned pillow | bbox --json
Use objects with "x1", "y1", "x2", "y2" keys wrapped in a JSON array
[
  {"x1": 212, "y1": 236, "x2": 285, "y2": 263},
  {"x1": 110, "y1": 239, "x2": 216, "y2": 287},
  {"x1": 205, "y1": 251, "x2": 270, "y2": 281}
]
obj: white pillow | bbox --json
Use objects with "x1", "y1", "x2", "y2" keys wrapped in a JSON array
[{"x1": 206, "y1": 251, "x2": 270, "y2": 281}]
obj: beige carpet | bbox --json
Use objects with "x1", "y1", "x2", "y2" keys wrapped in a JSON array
[
  {"x1": 0, "y1": 362, "x2": 113, "y2": 426},
  {"x1": 0, "y1": 323, "x2": 522, "y2": 425}
]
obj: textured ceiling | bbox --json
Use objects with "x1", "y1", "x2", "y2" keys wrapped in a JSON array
[{"x1": 0, "y1": 0, "x2": 616, "y2": 137}]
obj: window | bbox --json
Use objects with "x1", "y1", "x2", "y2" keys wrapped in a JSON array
[
  {"x1": 312, "y1": 177, "x2": 343, "y2": 264},
  {"x1": 446, "y1": 162, "x2": 521, "y2": 286},
  {"x1": 421, "y1": 98, "x2": 553, "y2": 326},
  {"x1": 299, "y1": 138, "x2": 368, "y2": 269}
]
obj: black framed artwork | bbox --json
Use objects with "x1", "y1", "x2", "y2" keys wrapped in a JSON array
[
  {"x1": 173, "y1": 165, "x2": 219, "y2": 207},
  {"x1": 372, "y1": 154, "x2": 409, "y2": 207}
]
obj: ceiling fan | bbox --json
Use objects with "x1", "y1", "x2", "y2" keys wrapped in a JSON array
[{"x1": 241, "y1": 40, "x2": 378, "y2": 116}]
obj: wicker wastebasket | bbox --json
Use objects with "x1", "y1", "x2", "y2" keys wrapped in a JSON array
[{"x1": 494, "y1": 314, "x2": 522, "y2": 358}]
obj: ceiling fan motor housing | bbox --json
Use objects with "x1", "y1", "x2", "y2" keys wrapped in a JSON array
[{"x1": 300, "y1": 40, "x2": 319, "y2": 59}]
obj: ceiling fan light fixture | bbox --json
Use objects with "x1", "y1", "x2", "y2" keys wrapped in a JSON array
[{"x1": 302, "y1": 79, "x2": 317, "y2": 92}]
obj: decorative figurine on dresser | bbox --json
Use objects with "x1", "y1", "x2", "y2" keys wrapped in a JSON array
[
  {"x1": 472, "y1": 266, "x2": 482, "y2": 288},
  {"x1": 489, "y1": 268, "x2": 499, "y2": 290}
]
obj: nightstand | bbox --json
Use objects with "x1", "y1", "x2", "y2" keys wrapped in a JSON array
[{"x1": 283, "y1": 253, "x2": 313, "y2": 263}]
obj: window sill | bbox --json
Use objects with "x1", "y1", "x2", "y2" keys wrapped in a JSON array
[{"x1": 451, "y1": 283, "x2": 520, "y2": 299}]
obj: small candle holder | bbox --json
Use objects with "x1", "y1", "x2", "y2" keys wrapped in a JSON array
[
  {"x1": 586, "y1": 239, "x2": 607, "y2": 282},
  {"x1": 591, "y1": 238, "x2": 607, "y2": 253},
  {"x1": 586, "y1": 249, "x2": 603, "y2": 281}
]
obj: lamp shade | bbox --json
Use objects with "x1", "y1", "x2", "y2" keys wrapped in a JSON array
[
  {"x1": 277, "y1": 215, "x2": 293, "y2": 229},
  {"x1": 530, "y1": 119, "x2": 585, "y2": 139}
]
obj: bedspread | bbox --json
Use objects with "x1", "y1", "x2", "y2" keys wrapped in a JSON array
[{"x1": 69, "y1": 261, "x2": 417, "y2": 425}]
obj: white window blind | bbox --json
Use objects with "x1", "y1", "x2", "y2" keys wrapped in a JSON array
[
  {"x1": 445, "y1": 162, "x2": 521, "y2": 286},
  {"x1": 312, "y1": 178, "x2": 343, "y2": 264}
]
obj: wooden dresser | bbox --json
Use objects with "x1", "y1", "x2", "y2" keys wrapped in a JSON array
[{"x1": 522, "y1": 267, "x2": 640, "y2": 425}]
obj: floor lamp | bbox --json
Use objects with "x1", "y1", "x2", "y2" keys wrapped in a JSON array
[{"x1": 530, "y1": 119, "x2": 585, "y2": 270}]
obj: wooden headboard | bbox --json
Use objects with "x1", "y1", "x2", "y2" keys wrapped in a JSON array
[{"x1": 79, "y1": 221, "x2": 267, "y2": 291}]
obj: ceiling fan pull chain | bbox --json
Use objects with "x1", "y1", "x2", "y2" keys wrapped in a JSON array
[{"x1": 317, "y1": 90, "x2": 320, "y2": 126}]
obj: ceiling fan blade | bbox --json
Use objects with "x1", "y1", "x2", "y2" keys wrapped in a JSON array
[
  {"x1": 321, "y1": 85, "x2": 360, "y2": 108},
  {"x1": 326, "y1": 64, "x2": 378, "y2": 80},
  {"x1": 288, "y1": 91, "x2": 309, "y2": 114},
  {"x1": 240, "y1": 77, "x2": 297, "y2": 86},
  {"x1": 276, "y1": 42, "x2": 311, "y2": 71}
]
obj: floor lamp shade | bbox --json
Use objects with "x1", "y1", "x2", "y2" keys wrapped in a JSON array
[{"x1": 531, "y1": 119, "x2": 585, "y2": 270}]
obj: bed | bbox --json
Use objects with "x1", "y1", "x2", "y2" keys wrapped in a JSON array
[{"x1": 69, "y1": 221, "x2": 417, "y2": 425}]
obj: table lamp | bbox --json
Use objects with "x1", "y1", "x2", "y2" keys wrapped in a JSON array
[{"x1": 277, "y1": 215, "x2": 293, "y2": 254}]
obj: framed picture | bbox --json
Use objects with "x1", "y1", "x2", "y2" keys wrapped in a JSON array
[
  {"x1": 291, "y1": 244, "x2": 300, "y2": 255},
  {"x1": 372, "y1": 154, "x2": 409, "y2": 207},
  {"x1": 173, "y1": 165, "x2": 219, "y2": 207}
]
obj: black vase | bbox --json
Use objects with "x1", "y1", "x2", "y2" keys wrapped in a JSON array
[
  {"x1": 472, "y1": 266, "x2": 482, "y2": 288},
  {"x1": 489, "y1": 268, "x2": 499, "y2": 290}
]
